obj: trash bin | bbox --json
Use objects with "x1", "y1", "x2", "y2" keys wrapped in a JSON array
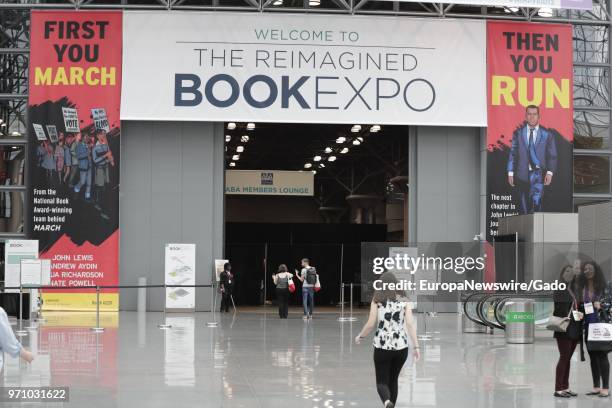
[{"x1": 505, "y1": 299, "x2": 535, "y2": 344}]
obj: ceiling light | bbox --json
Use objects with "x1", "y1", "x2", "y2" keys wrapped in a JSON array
[
  {"x1": 357, "y1": 136, "x2": 364, "y2": 142},
  {"x1": 370, "y1": 125, "x2": 381, "y2": 133},
  {"x1": 328, "y1": 156, "x2": 336, "y2": 162},
  {"x1": 246, "y1": 122, "x2": 255, "y2": 130},
  {"x1": 353, "y1": 139, "x2": 361, "y2": 146},
  {"x1": 236, "y1": 145, "x2": 244, "y2": 153},
  {"x1": 312, "y1": 170, "x2": 317, "y2": 175},
  {"x1": 324, "y1": 147, "x2": 332, "y2": 154},
  {"x1": 232, "y1": 154, "x2": 240, "y2": 161},
  {"x1": 336, "y1": 137, "x2": 345, "y2": 144},
  {"x1": 351, "y1": 125, "x2": 361, "y2": 133},
  {"x1": 11, "y1": 131, "x2": 20, "y2": 137},
  {"x1": 273, "y1": 0, "x2": 283, "y2": 4},
  {"x1": 537, "y1": 7, "x2": 553, "y2": 17},
  {"x1": 229, "y1": 162, "x2": 236, "y2": 167},
  {"x1": 227, "y1": 122, "x2": 236, "y2": 130},
  {"x1": 319, "y1": 163, "x2": 325, "y2": 168},
  {"x1": 304, "y1": 163, "x2": 312, "y2": 169},
  {"x1": 225, "y1": 135, "x2": 231, "y2": 142},
  {"x1": 313, "y1": 155, "x2": 322, "y2": 162},
  {"x1": 0, "y1": 123, "x2": 6, "y2": 128},
  {"x1": 241, "y1": 135, "x2": 249, "y2": 143},
  {"x1": 309, "y1": 0, "x2": 320, "y2": 5},
  {"x1": 340, "y1": 147, "x2": 349, "y2": 154}
]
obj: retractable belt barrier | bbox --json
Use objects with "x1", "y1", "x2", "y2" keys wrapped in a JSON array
[{"x1": 0, "y1": 283, "x2": 215, "y2": 334}]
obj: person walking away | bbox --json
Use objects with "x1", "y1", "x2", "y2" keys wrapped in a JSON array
[
  {"x1": 295, "y1": 258, "x2": 317, "y2": 320},
  {"x1": 219, "y1": 263, "x2": 235, "y2": 313},
  {"x1": 273, "y1": 264, "x2": 292, "y2": 319},
  {"x1": 0, "y1": 307, "x2": 34, "y2": 371},
  {"x1": 553, "y1": 265, "x2": 583, "y2": 398},
  {"x1": 580, "y1": 261, "x2": 610, "y2": 397},
  {"x1": 355, "y1": 272, "x2": 420, "y2": 408}
]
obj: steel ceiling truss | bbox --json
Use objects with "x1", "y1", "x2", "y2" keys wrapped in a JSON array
[{"x1": 0, "y1": 0, "x2": 607, "y2": 19}]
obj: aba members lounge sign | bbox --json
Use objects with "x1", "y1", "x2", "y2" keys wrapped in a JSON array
[
  {"x1": 225, "y1": 170, "x2": 314, "y2": 196},
  {"x1": 121, "y1": 12, "x2": 486, "y2": 126}
]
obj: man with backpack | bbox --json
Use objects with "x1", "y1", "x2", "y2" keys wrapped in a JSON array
[{"x1": 295, "y1": 258, "x2": 317, "y2": 320}]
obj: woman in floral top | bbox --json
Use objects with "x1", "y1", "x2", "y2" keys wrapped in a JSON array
[{"x1": 355, "y1": 272, "x2": 420, "y2": 408}]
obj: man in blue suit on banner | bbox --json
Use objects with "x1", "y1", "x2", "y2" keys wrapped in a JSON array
[{"x1": 507, "y1": 105, "x2": 558, "y2": 214}]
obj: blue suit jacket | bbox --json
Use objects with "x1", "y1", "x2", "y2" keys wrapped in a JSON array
[{"x1": 506, "y1": 125, "x2": 558, "y2": 183}]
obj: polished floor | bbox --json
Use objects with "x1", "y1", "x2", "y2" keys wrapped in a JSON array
[{"x1": 1, "y1": 308, "x2": 609, "y2": 408}]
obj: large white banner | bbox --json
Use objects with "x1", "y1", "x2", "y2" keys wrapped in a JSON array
[
  {"x1": 225, "y1": 170, "x2": 314, "y2": 196},
  {"x1": 122, "y1": 12, "x2": 486, "y2": 126}
]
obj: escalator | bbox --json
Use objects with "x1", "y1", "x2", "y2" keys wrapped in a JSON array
[{"x1": 463, "y1": 291, "x2": 554, "y2": 330}]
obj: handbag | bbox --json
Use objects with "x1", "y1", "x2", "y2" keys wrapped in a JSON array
[
  {"x1": 587, "y1": 322, "x2": 612, "y2": 352},
  {"x1": 547, "y1": 308, "x2": 572, "y2": 332},
  {"x1": 288, "y1": 278, "x2": 296, "y2": 294},
  {"x1": 314, "y1": 275, "x2": 321, "y2": 293}
]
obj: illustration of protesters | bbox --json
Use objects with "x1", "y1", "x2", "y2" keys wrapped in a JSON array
[
  {"x1": 54, "y1": 136, "x2": 65, "y2": 184},
  {"x1": 62, "y1": 132, "x2": 72, "y2": 184},
  {"x1": 74, "y1": 132, "x2": 92, "y2": 201},
  {"x1": 68, "y1": 133, "x2": 80, "y2": 188},
  {"x1": 38, "y1": 141, "x2": 56, "y2": 185},
  {"x1": 92, "y1": 130, "x2": 114, "y2": 219}
]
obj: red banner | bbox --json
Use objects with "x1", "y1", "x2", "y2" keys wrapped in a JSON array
[
  {"x1": 486, "y1": 21, "x2": 573, "y2": 241},
  {"x1": 28, "y1": 11, "x2": 122, "y2": 310}
]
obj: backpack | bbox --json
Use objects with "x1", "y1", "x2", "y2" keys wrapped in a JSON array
[
  {"x1": 276, "y1": 275, "x2": 288, "y2": 290},
  {"x1": 305, "y1": 267, "x2": 317, "y2": 285}
]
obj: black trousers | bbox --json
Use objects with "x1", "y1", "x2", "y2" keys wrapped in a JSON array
[
  {"x1": 220, "y1": 290, "x2": 232, "y2": 312},
  {"x1": 588, "y1": 350, "x2": 610, "y2": 389},
  {"x1": 276, "y1": 288, "x2": 289, "y2": 318},
  {"x1": 373, "y1": 347, "x2": 408, "y2": 405},
  {"x1": 555, "y1": 338, "x2": 578, "y2": 391}
]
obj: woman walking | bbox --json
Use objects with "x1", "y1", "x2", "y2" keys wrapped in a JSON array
[
  {"x1": 273, "y1": 264, "x2": 292, "y2": 319},
  {"x1": 552, "y1": 265, "x2": 583, "y2": 398},
  {"x1": 580, "y1": 261, "x2": 610, "y2": 397},
  {"x1": 355, "y1": 272, "x2": 420, "y2": 408}
]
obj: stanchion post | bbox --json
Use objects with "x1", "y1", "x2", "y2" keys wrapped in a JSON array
[
  {"x1": 15, "y1": 284, "x2": 27, "y2": 337},
  {"x1": 347, "y1": 283, "x2": 358, "y2": 322},
  {"x1": 91, "y1": 285, "x2": 105, "y2": 332},
  {"x1": 207, "y1": 283, "x2": 219, "y2": 327},
  {"x1": 158, "y1": 284, "x2": 172, "y2": 329},
  {"x1": 338, "y1": 283, "x2": 350, "y2": 322}
]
